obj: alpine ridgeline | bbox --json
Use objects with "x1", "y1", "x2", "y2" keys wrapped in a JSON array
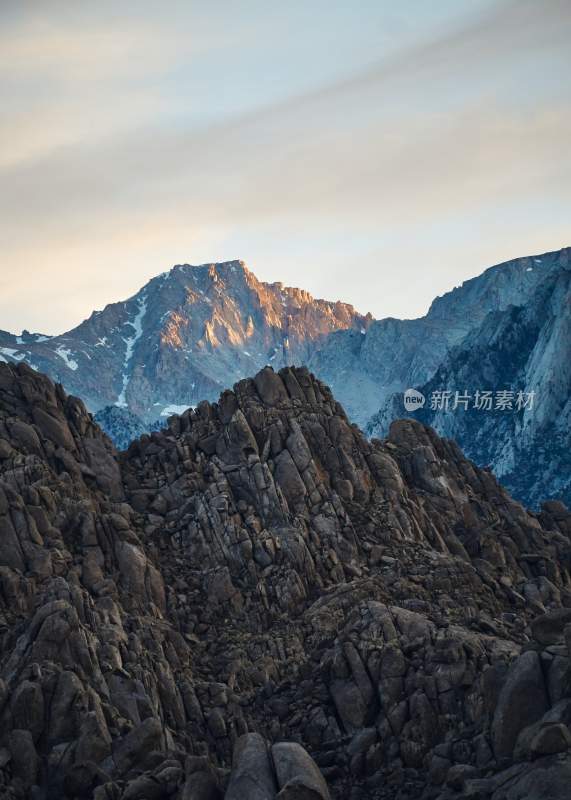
[
  {"x1": 0, "y1": 260, "x2": 371, "y2": 422},
  {"x1": 1, "y1": 360, "x2": 571, "y2": 799},
  {"x1": 365, "y1": 251, "x2": 571, "y2": 508},
  {"x1": 1, "y1": 249, "x2": 569, "y2": 509}
]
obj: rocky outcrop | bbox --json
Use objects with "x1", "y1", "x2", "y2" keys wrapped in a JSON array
[
  {"x1": 1, "y1": 360, "x2": 571, "y2": 799},
  {"x1": 2, "y1": 249, "x2": 569, "y2": 512}
]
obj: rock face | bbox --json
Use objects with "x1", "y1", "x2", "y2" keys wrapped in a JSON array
[
  {"x1": 311, "y1": 247, "x2": 570, "y2": 430},
  {"x1": 1, "y1": 359, "x2": 571, "y2": 799},
  {"x1": 0, "y1": 261, "x2": 371, "y2": 421},
  {"x1": 1, "y1": 249, "x2": 569, "y2": 512},
  {"x1": 368, "y1": 261, "x2": 571, "y2": 508}
]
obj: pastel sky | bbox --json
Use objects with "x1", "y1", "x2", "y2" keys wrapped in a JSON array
[{"x1": 1, "y1": 0, "x2": 570, "y2": 334}]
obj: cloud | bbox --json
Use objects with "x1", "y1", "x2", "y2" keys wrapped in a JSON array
[{"x1": 1, "y1": 0, "x2": 570, "y2": 333}]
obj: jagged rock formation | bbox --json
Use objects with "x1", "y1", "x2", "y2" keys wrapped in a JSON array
[
  {"x1": 1, "y1": 360, "x2": 571, "y2": 799},
  {"x1": 368, "y1": 264, "x2": 571, "y2": 508},
  {"x1": 0, "y1": 261, "x2": 371, "y2": 421},
  {"x1": 1, "y1": 249, "x2": 569, "y2": 511}
]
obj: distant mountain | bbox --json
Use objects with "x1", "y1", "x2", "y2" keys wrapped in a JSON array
[
  {"x1": 1, "y1": 248, "x2": 569, "y2": 510},
  {"x1": 309, "y1": 247, "x2": 570, "y2": 429},
  {"x1": 93, "y1": 405, "x2": 165, "y2": 451},
  {"x1": 367, "y1": 264, "x2": 571, "y2": 508},
  {"x1": 0, "y1": 260, "x2": 371, "y2": 421}
]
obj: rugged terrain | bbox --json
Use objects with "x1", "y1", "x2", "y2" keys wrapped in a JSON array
[
  {"x1": 367, "y1": 262, "x2": 571, "y2": 508},
  {"x1": 1, "y1": 361, "x2": 571, "y2": 799},
  {"x1": 0, "y1": 261, "x2": 370, "y2": 421},
  {"x1": 1, "y1": 248, "x2": 569, "y2": 512},
  {"x1": 310, "y1": 247, "x2": 570, "y2": 429}
]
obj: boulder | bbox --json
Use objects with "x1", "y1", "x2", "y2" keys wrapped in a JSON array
[
  {"x1": 112, "y1": 718, "x2": 165, "y2": 775},
  {"x1": 493, "y1": 758, "x2": 571, "y2": 799},
  {"x1": 272, "y1": 741, "x2": 331, "y2": 800},
  {"x1": 274, "y1": 450, "x2": 307, "y2": 509},
  {"x1": 225, "y1": 733, "x2": 277, "y2": 800},
  {"x1": 182, "y1": 770, "x2": 223, "y2": 800},
  {"x1": 9, "y1": 729, "x2": 40, "y2": 788},
  {"x1": 491, "y1": 651, "x2": 549, "y2": 760},
  {"x1": 530, "y1": 723, "x2": 571, "y2": 758},
  {"x1": 531, "y1": 608, "x2": 571, "y2": 646},
  {"x1": 330, "y1": 679, "x2": 368, "y2": 733},
  {"x1": 254, "y1": 368, "x2": 289, "y2": 407}
]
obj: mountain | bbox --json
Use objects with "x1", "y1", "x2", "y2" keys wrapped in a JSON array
[
  {"x1": 308, "y1": 247, "x2": 570, "y2": 428},
  {"x1": 1, "y1": 248, "x2": 569, "y2": 511},
  {"x1": 0, "y1": 260, "x2": 371, "y2": 421},
  {"x1": 93, "y1": 406, "x2": 165, "y2": 451},
  {"x1": 1, "y1": 360, "x2": 571, "y2": 799},
  {"x1": 367, "y1": 263, "x2": 571, "y2": 508}
]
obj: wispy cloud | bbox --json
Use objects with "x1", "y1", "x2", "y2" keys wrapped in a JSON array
[{"x1": 1, "y1": 0, "x2": 569, "y2": 333}]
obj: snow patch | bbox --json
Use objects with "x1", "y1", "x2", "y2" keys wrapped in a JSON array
[
  {"x1": 116, "y1": 294, "x2": 147, "y2": 407},
  {"x1": 0, "y1": 347, "x2": 27, "y2": 362},
  {"x1": 526, "y1": 267, "x2": 533, "y2": 272},
  {"x1": 95, "y1": 337, "x2": 107, "y2": 347},
  {"x1": 534, "y1": 259, "x2": 542, "y2": 263},
  {"x1": 55, "y1": 346, "x2": 79, "y2": 371},
  {"x1": 160, "y1": 404, "x2": 194, "y2": 417}
]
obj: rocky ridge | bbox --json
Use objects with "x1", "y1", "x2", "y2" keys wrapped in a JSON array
[
  {"x1": 0, "y1": 261, "x2": 371, "y2": 421},
  {"x1": 309, "y1": 247, "x2": 570, "y2": 429},
  {"x1": 367, "y1": 264, "x2": 571, "y2": 508},
  {"x1": 1, "y1": 248, "x2": 569, "y2": 512},
  {"x1": 1, "y1": 361, "x2": 571, "y2": 799}
]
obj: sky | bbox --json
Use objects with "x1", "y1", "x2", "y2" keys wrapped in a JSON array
[{"x1": 1, "y1": 0, "x2": 570, "y2": 335}]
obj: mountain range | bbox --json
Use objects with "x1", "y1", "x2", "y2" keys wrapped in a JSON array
[
  {"x1": 1, "y1": 247, "x2": 569, "y2": 509},
  {"x1": 0, "y1": 261, "x2": 370, "y2": 421},
  {"x1": 367, "y1": 261, "x2": 571, "y2": 508},
  {"x1": 1, "y1": 360, "x2": 571, "y2": 799}
]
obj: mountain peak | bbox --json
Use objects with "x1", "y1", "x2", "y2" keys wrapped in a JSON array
[
  {"x1": 168, "y1": 258, "x2": 248, "y2": 278},
  {"x1": 0, "y1": 261, "x2": 369, "y2": 420},
  {"x1": 308, "y1": 245, "x2": 571, "y2": 428}
]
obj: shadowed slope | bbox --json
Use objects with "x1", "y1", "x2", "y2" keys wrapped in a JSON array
[{"x1": 0, "y1": 361, "x2": 570, "y2": 799}]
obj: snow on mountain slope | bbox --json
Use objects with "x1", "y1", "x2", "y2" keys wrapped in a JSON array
[
  {"x1": 2, "y1": 248, "x2": 569, "y2": 511},
  {"x1": 367, "y1": 265, "x2": 571, "y2": 507},
  {"x1": 308, "y1": 247, "x2": 570, "y2": 428},
  {"x1": 0, "y1": 260, "x2": 371, "y2": 420}
]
